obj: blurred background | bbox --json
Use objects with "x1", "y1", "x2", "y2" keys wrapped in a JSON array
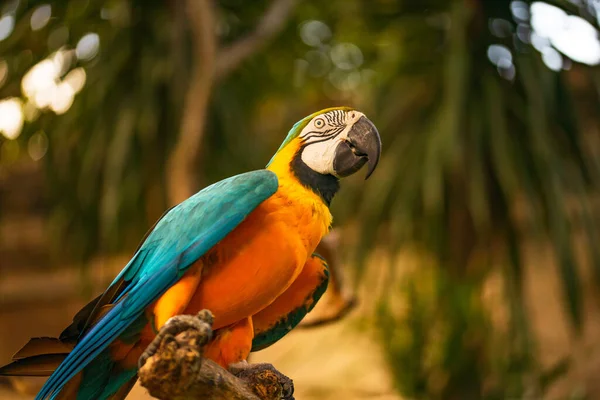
[{"x1": 1, "y1": 0, "x2": 600, "y2": 399}]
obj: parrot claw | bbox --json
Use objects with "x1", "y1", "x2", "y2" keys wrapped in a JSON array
[
  {"x1": 138, "y1": 310, "x2": 215, "y2": 369},
  {"x1": 229, "y1": 362, "x2": 295, "y2": 400}
]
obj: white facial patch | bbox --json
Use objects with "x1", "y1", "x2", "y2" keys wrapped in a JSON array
[{"x1": 299, "y1": 109, "x2": 364, "y2": 176}]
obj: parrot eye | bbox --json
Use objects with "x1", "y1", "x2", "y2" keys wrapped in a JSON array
[{"x1": 314, "y1": 118, "x2": 325, "y2": 128}]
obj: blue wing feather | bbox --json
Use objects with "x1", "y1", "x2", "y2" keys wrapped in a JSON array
[{"x1": 37, "y1": 170, "x2": 278, "y2": 400}]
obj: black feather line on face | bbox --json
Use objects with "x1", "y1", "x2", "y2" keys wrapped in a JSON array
[
  {"x1": 303, "y1": 127, "x2": 337, "y2": 141},
  {"x1": 321, "y1": 111, "x2": 346, "y2": 128},
  {"x1": 303, "y1": 125, "x2": 345, "y2": 143},
  {"x1": 334, "y1": 110, "x2": 343, "y2": 126},
  {"x1": 324, "y1": 112, "x2": 334, "y2": 124},
  {"x1": 291, "y1": 146, "x2": 340, "y2": 206}
]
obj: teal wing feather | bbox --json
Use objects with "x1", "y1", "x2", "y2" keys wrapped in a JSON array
[{"x1": 36, "y1": 170, "x2": 279, "y2": 400}]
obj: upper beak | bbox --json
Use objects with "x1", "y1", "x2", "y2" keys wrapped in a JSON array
[{"x1": 333, "y1": 116, "x2": 382, "y2": 179}]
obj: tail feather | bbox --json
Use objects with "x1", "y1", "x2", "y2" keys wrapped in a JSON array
[
  {"x1": 36, "y1": 300, "x2": 141, "y2": 400},
  {"x1": 0, "y1": 337, "x2": 73, "y2": 377},
  {"x1": 13, "y1": 338, "x2": 73, "y2": 360},
  {"x1": 0, "y1": 354, "x2": 67, "y2": 377}
]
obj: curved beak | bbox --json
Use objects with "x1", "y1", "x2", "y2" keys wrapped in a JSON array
[{"x1": 333, "y1": 116, "x2": 381, "y2": 179}]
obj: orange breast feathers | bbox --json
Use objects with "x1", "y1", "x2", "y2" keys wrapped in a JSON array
[
  {"x1": 150, "y1": 139, "x2": 333, "y2": 334},
  {"x1": 185, "y1": 176, "x2": 332, "y2": 328}
]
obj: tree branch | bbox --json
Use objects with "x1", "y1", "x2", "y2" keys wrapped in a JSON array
[
  {"x1": 299, "y1": 230, "x2": 358, "y2": 328},
  {"x1": 138, "y1": 311, "x2": 294, "y2": 400},
  {"x1": 215, "y1": 0, "x2": 298, "y2": 81},
  {"x1": 167, "y1": 0, "x2": 217, "y2": 206},
  {"x1": 166, "y1": 0, "x2": 299, "y2": 205}
]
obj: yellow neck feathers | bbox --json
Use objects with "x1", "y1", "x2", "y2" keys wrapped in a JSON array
[{"x1": 266, "y1": 137, "x2": 333, "y2": 238}]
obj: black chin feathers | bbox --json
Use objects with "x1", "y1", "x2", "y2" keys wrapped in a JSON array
[{"x1": 291, "y1": 146, "x2": 339, "y2": 206}]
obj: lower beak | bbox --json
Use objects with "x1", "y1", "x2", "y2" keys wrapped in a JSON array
[{"x1": 333, "y1": 116, "x2": 381, "y2": 179}]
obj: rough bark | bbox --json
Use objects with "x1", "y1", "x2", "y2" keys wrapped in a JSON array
[{"x1": 138, "y1": 311, "x2": 294, "y2": 400}]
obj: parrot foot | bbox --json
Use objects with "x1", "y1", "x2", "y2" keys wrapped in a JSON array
[
  {"x1": 138, "y1": 310, "x2": 214, "y2": 369},
  {"x1": 229, "y1": 362, "x2": 295, "y2": 400}
]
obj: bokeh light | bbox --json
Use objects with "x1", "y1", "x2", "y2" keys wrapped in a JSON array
[
  {"x1": 0, "y1": 98, "x2": 24, "y2": 140},
  {"x1": 27, "y1": 130, "x2": 49, "y2": 161},
  {"x1": 530, "y1": 32, "x2": 550, "y2": 52},
  {"x1": 489, "y1": 18, "x2": 512, "y2": 38},
  {"x1": 49, "y1": 82, "x2": 75, "y2": 114},
  {"x1": 22, "y1": 59, "x2": 60, "y2": 107},
  {"x1": 510, "y1": 1, "x2": 530, "y2": 21},
  {"x1": 0, "y1": 13, "x2": 15, "y2": 41},
  {"x1": 487, "y1": 44, "x2": 516, "y2": 81},
  {"x1": 299, "y1": 20, "x2": 331, "y2": 47},
  {"x1": 76, "y1": 33, "x2": 100, "y2": 60},
  {"x1": 531, "y1": 2, "x2": 600, "y2": 66},
  {"x1": 19, "y1": 50, "x2": 86, "y2": 115},
  {"x1": 541, "y1": 46, "x2": 563, "y2": 71},
  {"x1": 30, "y1": 4, "x2": 51, "y2": 31},
  {"x1": 52, "y1": 48, "x2": 75, "y2": 77},
  {"x1": 63, "y1": 67, "x2": 86, "y2": 93},
  {"x1": 22, "y1": 100, "x2": 40, "y2": 122},
  {"x1": 516, "y1": 23, "x2": 531, "y2": 43},
  {"x1": 330, "y1": 43, "x2": 363, "y2": 70},
  {"x1": 487, "y1": 44, "x2": 512, "y2": 66}
]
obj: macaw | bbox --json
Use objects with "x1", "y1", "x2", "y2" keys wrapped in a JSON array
[{"x1": 0, "y1": 106, "x2": 381, "y2": 400}]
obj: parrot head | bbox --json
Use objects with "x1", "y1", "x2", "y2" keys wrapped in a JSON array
[{"x1": 267, "y1": 107, "x2": 381, "y2": 204}]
